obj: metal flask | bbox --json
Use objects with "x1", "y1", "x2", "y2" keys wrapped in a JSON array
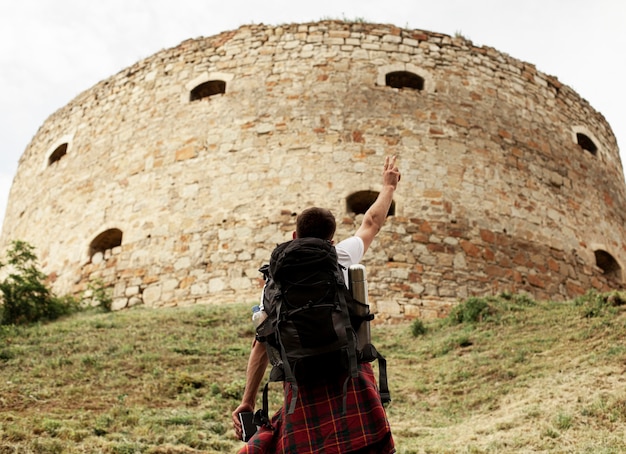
[{"x1": 348, "y1": 264, "x2": 371, "y2": 349}]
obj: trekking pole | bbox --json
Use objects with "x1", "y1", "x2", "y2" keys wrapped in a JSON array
[{"x1": 348, "y1": 264, "x2": 372, "y2": 350}]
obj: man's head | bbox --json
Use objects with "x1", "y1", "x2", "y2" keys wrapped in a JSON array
[{"x1": 295, "y1": 207, "x2": 336, "y2": 240}]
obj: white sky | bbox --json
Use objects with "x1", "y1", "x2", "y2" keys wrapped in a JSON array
[{"x1": 1, "y1": 0, "x2": 625, "y2": 230}]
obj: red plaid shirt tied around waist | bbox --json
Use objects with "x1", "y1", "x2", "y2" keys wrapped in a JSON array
[{"x1": 238, "y1": 363, "x2": 395, "y2": 454}]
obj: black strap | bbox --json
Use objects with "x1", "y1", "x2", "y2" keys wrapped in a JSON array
[
  {"x1": 253, "y1": 382, "x2": 274, "y2": 430},
  {"x1": 336, "y1": 276, "x2": 359, "y2": 379},
  {"x1": 273, "y1": 296, "x2": 300, "y2": 415},
  {"x1": 335, "y1": 272, "x2": 360, "y2": 415},
  {"x1": 360, "y1": 343, "x2": 391, "y2": 404}
]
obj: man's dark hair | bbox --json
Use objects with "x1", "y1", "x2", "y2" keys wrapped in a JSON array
[{"x1": 296, "y1": 207, "x2": 336, "y2": 240}]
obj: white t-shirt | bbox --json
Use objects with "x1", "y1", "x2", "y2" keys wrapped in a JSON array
[
  {"x1": 335, "y1": 236, "x2": 365, "y2": 283},
  {"x1": 259, "y1": 236, "x2": 365, "y2": 308}
]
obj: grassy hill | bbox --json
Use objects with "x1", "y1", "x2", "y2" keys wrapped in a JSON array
[{"x1": 0, "y1": 291, "x2": 625, "y2": 453}]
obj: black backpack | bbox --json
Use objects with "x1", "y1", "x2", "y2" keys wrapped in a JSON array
[{"x1": 253, "y1": 237, "x2": 390, "y2": 428}]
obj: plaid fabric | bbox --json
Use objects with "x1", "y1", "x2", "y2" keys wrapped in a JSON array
[{"x1": 238, "y1": 363, "x2": 394, "y2": 454}]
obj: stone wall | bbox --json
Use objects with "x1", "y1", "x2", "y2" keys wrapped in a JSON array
[{"x1": 2, "y1": 21, "x2": 625, "y2": 319}]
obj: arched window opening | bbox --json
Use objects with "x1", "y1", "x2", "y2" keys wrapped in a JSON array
[
  {"x1": 48, "y1": 143, "x2": 68, "y2": 166},
  {"x1": 594, "y1": 250, "x2": 622, "y2": 281},
  {"x1": 189, "y1": 80, "x2": 226, "y2": 101},
  {"x1": 576, "y1": 133, "x2": 598, "y2": 155},
  {"x1": 89, "y1": 228, "x2": 123, "y2": 261},
  {"x1": 385, "y1": 71, "x2": 424, "y2": 91},
  {"x1": 346, "y1": 190, "x2": 395, "y2": 216}
]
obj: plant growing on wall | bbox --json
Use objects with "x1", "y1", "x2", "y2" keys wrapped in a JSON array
[{"x1": 85, "y1": 278, "x2": 113, "y2": 312}]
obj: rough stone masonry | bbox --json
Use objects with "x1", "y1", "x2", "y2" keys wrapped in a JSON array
[{"x1": 2, "y1": 21, "x2": 625, "y2": 320}]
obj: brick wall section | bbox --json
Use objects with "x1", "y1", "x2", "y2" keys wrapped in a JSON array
[{"x1": 2, "y1": 21, "x2": 625, "y2": 320}]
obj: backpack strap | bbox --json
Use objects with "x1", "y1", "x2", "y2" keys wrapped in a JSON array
[
  {"x1": 335, "y1": 268, "x2": 360, "y2": 415},
  {"x1": 273, "y1": 296, "x2": 300, "y2": 415},
  {"x1": 360, "y1": 343, "x2": 391, "y2": 405},
  {"x1": 253, "y1": 381, "x2": 275, "y2": 430},
  {"x1": 336, "y1": 278, "x2": 359, "y2": 379}
]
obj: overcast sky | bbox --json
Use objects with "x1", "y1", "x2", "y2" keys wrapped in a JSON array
[{"x1": 1, "y1": 0, "x2": 625, "y2": 230}]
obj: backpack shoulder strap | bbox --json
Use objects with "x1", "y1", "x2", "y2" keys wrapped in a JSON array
[
  {"x1": 273, "y1": 295, "x2": 300, "y2": 415},
  {"x1": 332, "y1": 263, "x2": 360, "y2": 415}
]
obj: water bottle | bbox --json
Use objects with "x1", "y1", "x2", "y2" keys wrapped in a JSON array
[
  {"x1": 251, "y1": 305, "x2": 282, "y2": 366},
  {"x1": 251, "y1": 305, "x2": 267, "y2": 328},
  {"x1": 348, "y1": 264, "x2": 372, "y2": 350}
]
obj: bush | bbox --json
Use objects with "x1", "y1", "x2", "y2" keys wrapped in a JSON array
[
  {"x1": 410, "y1": 319, "x2": 427, "y2": 337},
  {"x1": 0, "y1": 240, "x2": 78, "y2": 325},
  {"x1": 448, "y1": 297, "x2": 491, "y2": 324},
  {"x1": 500, "y1": 291, "x2": 536, "y2": 307},
  {"x1": 574, "y1": 289, "x2": 622, "y2": 318},
  {"x1": 85, "y1": 279, "x2": 113, "y2": 312}
]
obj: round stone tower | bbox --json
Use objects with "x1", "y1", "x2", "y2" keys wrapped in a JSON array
[{"x1": 2, "y1": 21, "x2": 625, "y2": 318}]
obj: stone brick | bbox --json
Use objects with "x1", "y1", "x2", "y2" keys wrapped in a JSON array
[
  {"x1": 460, "y1": 240, "x2": 481, "y2": 258},
  {"x1": 483, "y1": 247, "x2": 496, "y2": 262},
  {"x1": 111, "y1": 297, "x2": 128, "y2": 311},
  {"x1": 480, "y1": 229, "x2": 496, "y2": 244},
  {"x1": 143, "y1": 285, "x2": 162, "y2": 307},
  {"x1": 485, "y1": 265, "x2": 507, "y2": 278},
  {"x1": 376, "y1": 299, "x2": 402, "y2": 316},
  {"x1": 412, "y1": 233, "x2": 430, "y2": 244},
  {"x1": 513, "y1": 251, "x2": 528, "y2": 266},
  {"x1": 175, "y1": 145, "x2": 197, "y2": 161},
  {"x1": 527, "y1": 273, "x2": 546, "y2": 288}
]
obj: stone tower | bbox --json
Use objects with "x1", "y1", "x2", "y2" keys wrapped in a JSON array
[{"x1": 2, "y1": 21, "x2": 625, "y2": 318}]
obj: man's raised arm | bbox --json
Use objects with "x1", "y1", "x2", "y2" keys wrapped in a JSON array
[{"x1": 355, "y1": 155, "x2": 401, "y2": 254}]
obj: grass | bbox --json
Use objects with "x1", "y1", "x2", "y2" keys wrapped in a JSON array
[{"x1": 0, "y1": 291, "x2": 625, "y2": 453}]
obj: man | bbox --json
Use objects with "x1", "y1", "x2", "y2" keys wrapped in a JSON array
[{"x1": 232, "y1": 155, "x2": 401, "y2": 453}]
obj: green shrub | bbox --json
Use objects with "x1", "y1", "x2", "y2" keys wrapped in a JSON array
[
  {"x1": 574, "y1": 289, "x2": 621, "y2": 318},
  {"x1": 0, "y1": 240, "x2": 78, "y2": 325},
  {"x1": 448, "y1": 297, "x2": 491, "y2": 324},
  {"x1": 411, "y1": 319, "x2": 427, "y2": 337},
  {"x1": 500, "y1": 291, "x2": 536, "y2": 307},
  {"x1": 84, "y1": 279, "x2": 113, "y2": 312}
]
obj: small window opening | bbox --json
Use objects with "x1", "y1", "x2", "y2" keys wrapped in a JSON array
[
  {"x1": 190, "y1": 80, "x2": 226, "y2": 101},
  {"x1": 576, "y1": 133, "x2": 598, "y2": 155},
  {"x1": 48, "y1": 143, "x2": 68, "y2": 166},
  {"x1": 594, "y1": 249, "x2": 622, "y2": 281},
  {"x1": 347, "y1": 190, "x2": 395, "y2": 216},
  {"x1": 385, "y1": 71, "x2": 424, "y2": 91},
  {"x1": 89, "y1": 228, "x2": 123, "y2": 260}
]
